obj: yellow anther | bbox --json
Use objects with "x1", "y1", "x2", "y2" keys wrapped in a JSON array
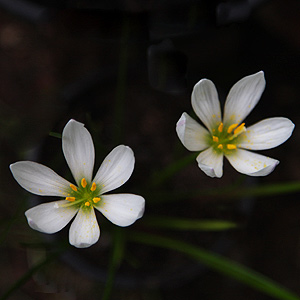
[
  {"x1": 217, "y1": 144, "x2": 223, "y2": 149},
  {"x1": 93, "y1": 197, "x2": 101, "y2": 204},
  {"x1": 227, "y1": 144, "x2": 237, "y2": 150},
  {"x1": 66, "y1": 197, "x2": 76, "y2": 202},
  {"x1": 70, "y1": 184, "x2": 77, "y2": 192},
  {"x1": 85, "y1": 201, "x2": 90, "y2": 206},
  {"x1": 90, "y1": 182, "x2": 97, "y2": 192},
  {"x1": 233, "y1": 123, "x2": 245, "y2": 135},
  {"x1": 227, "y1": 123, "x2": 238, "y2": 134},
  {"x1": 81, "y1": 178, "x2": 87, "y2": 188},
  {"x1": 218, "y1": 122, "x2": 224, "y2": 132},
  {"x1": 212, "y1": 136, "x2": 219, "y2": 143}
]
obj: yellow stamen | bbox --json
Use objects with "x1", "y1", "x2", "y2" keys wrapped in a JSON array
[
  {"x1": 212, "y1": 136, "x2": 219, "y2": 143},
  {"x1": 217, "y1": 144, "x2": 223, "y2": 149},
  {"x1": 90, "y1": 182, "x2": 97, "y2": 192},
  {"x1": 70, "y1": 184, "x2": 77, "y2": 192},
  {"x1": 227, "y1": 144, "x2": 237, "y2": 150},
  {"x1": 85, "y1": 201, "x2": 90, "y2": 206},
  {"x1": 66, "y1": 197, "x2": 76, "y2": 202},
  {"x1": 81, "y1": 178, "x2": 87, "y2": 188},
  {"x1": 93, "y1": 197, "x2": 101, "y2": 204},
  {"x1": 233, "y1": 123, "x2": 245, "y2": 135},
  {"x1": 227, "y1": 123, "x2": 238, "y2": 134},
  {"x1": 218, "y1": 122, "x2": 223, "y2": 133}
]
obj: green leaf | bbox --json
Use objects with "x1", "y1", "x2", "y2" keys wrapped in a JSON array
[
  {"x1": 49, "y1": 131, "x2": 62, "y2": 139},
  {"x1": 129, "y1": 232, "x2": 300, "y2": 300},
  {"x1": 142, "y1": 216, "x2": 238, "y2": 231},
  {"x1": 102, "y1": 228, "x2": 126, "y2": 300},
  {"x1": 0, "y1": 251, "x2": 60, "y2": 300},
  {"x1": 147, "y1": 181, "x2": 300, "y2": 204}
]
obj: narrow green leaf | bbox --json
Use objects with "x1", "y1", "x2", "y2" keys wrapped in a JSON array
[
  {"x1": 129, "y1": 232, "x2": 300, "y2": 300},
  {"x1": 102, "y1": 228, "x2": 126, "y2": 300},
  {"x1": 49, "y1": 131, "x2": 62, "y2": 139},
  {"x1": 0, "y1": 251, "x2": 59, "y2": 300},
  {"x1": 231, "y1": 181, "x2": 300, "y2": 198},
  {"x1": 142, "y1": 216, "x2": 238, "y2": 231},
  {"x1": 148, "y1": 181, "x2": 300, "y2": 203}
]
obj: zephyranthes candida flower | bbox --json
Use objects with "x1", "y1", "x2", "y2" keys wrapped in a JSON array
[
  {"x1": 176, "y1": 71, "x2": 294, "y2": 178},
  {"x1": 10, "y1": 119, "x2": 145, "y2": 248}
]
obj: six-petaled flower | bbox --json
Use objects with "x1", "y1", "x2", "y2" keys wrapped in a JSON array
[
  {"x1": 10, "y1": 119, "x2": 145, "y2": 248},
  {"x1": 176, "y1": 71, "x2": 295, "y2": 178}
]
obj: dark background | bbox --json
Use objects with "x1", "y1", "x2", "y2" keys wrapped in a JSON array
[{"x1": 0, "y1": 0, "x2": 300, "y2": 299}]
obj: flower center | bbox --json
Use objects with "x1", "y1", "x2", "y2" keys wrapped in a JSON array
[
  {"x1": 210, "y1": 122, "x2": 246, "y2": 154},
  {"x1": 65, "y1": 178, "x2": 101, "y2": 209}
]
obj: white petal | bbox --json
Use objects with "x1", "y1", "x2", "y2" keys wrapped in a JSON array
[
  {"x1": 95, "y1": 194, "x2": 145, "y2": 227},
  {"x1": 176, "y1": 112, "x2": 210, "y2": 151},
  {"x1": 191, "y1": 79, "x2": 222, "y2": 132},
  {"x1": 238, "y1": 117, "x2": 295, "y2": 150},
  {"x1": 93, "y1": 145, "x2": 134, "y2": 194},
  {"x1": 196, "y1": 147, "x2": 223, "y2": 178},
  {"x1": 226, "y1": 149, "x2": 279, "y2": 176},
  {"x1": 69, "y1": 207, "x2": 100, "y2": 248},
  {"x1": 10, "y1": 161, "x2": 72, "y2": 197},
  {"x1": 62, "y1": 119, "x2": 95, "y2": 185},
  {"x1": 223, "y1": 71, "x2": 265, "y2": 125},
  {"x1": 25, "y1": 200, "x2": 78, "y2": 234}
]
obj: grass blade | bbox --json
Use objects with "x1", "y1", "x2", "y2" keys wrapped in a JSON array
[
  {"x1": 130, "y1": 232, "x2": 300, "y2": 300},
  {"x1": 142, "y1": 216, "x2": 238, "y2": 231}
]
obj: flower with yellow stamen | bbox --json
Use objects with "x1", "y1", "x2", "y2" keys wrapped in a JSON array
[
  {"x1": 176, "y1": 71, "x2": 295, "y2": 177},
  {"x1": 10, "y1": 119, "x2": 145, "y2": 248}
]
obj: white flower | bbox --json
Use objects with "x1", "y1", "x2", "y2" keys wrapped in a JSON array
[
  {"x1": 10, "y1": 119, "x2": 145, "y2": 248},
  {"x1": 176, "y1": 71, "x2": 295, "y2": 178}
]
